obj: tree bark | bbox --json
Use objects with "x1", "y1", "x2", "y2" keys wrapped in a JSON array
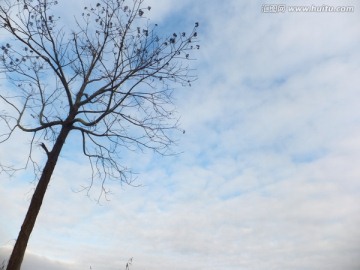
[{"x1": 6, "y1": 126, "x2": 71, "y2": 270}]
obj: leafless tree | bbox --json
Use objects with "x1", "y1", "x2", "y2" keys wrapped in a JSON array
[{"x1": 0, "y1": 0, "x2": 199, "y2": 269}]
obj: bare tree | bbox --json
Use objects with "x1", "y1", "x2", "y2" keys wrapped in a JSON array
[{"x1": 0, "y1": 0, "x2": 199, "y2": 269}]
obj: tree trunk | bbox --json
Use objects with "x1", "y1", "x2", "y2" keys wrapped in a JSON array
[{"x1": 6, "y1": 126, "x2": 71, "y2": 270}]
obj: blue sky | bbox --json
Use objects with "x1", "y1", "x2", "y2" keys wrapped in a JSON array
[{"x1": 1, "y1": 0, "x2": 360, "y2": 269}]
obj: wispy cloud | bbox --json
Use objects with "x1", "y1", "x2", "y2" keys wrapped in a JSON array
[{"x1": 1, "y1": 0, "x2": 360, "y2": 269}]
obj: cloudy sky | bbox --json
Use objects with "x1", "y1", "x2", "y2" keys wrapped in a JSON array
[{"x1": 1, "y1": 0, "x2": 360, "y2": 269}]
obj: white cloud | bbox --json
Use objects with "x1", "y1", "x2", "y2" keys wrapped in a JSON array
[{"x1": 1, "y1": 0, "x2": 360, "y2": 269}]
